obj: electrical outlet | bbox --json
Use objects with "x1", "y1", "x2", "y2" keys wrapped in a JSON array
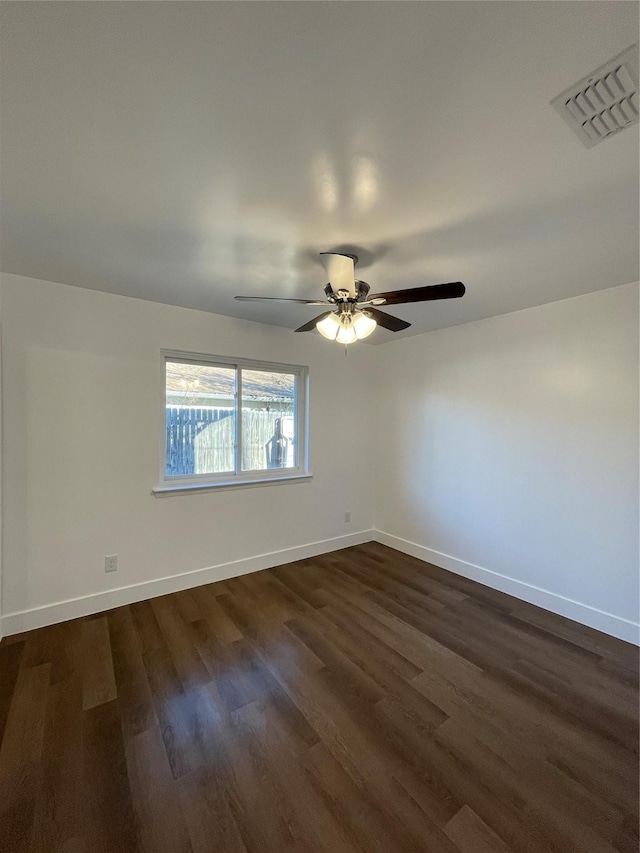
[
  {"x1": 105, "y1": 554, "x2": 118, "y2": 573},
  {"x1": 344, "y1": 511, "x2": 351, "y2": 523}
]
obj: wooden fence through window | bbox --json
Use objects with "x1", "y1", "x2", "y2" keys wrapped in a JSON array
[{"x1": 166, "y1": 405, "x2": 294, "y2": 476}]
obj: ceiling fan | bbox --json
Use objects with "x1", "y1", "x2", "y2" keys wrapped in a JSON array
[{"x1": 235, "y1": 252, "x2": 466, "y2": 344}]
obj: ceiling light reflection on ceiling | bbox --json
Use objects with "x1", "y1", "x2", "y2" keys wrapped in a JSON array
[
  {"x1": 353, "y1": 155, "x2": 378, "y2": 212},
  {"x1": 316, "y1": 310, "x2": 377, "y2": 344},
  {"x1": 313, "y1": 154, "x2": 339, "y2": 212}
]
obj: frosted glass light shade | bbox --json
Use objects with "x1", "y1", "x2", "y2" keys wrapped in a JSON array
[
  {"x1": 336, "y1": 323, "x2": 357, "y2": 344},
  {"x1": 317, "y1": 310, "x2": 377, "y2": 344},
  {"x1": 353, "y1": 312, "x2": 377, "y2": 340},
  {"x1": 316, "y1": 313, "x2": 341, "y2": 340}
]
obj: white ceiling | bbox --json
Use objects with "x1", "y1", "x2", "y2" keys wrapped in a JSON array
[{"x1": 1, "y1": 2, "x2": 638, "y2": 342}]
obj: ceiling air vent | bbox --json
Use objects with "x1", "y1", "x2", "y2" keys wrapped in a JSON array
[{"x1": 551, "y1": 45, "x2": 639, "y2": 148}]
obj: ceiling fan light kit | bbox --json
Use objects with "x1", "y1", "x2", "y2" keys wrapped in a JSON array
[
  {"x1": 351, "y1": 312, "x2": 377, "y2": 339},
  {"x1": 316, "y1": 312, "x2": 341, "y2": 340},
  {"x1": 235, "y1": 252, "x2": 466, "y2": 344},
  {"x1": 337, "y1": 322, "x2": 357, "y2": 345},
  {"x1": 316, "y1": 305, "x2": 378, "y2": 343}
]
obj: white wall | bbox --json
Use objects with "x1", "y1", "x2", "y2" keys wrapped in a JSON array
[
  {"x1": 374, "y1": 283, "x2": 639, "y2": 643},
  {"x1": 2, "y1": 274, "x2": 638, "y2": 644},
  {"x1": 0, "y1": 289, "x2": 3, "y2": 640},
  {"x1": 0, "y1": 273, "x2": 375, "y2": 631}
]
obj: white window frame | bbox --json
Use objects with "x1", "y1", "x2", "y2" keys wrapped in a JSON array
[{"x1": 154, "y1": 350, "x2": 310, "y2": 495}]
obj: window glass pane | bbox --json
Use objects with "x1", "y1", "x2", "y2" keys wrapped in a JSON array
[
  {"x1": 165, "y1": 361, "x2": 236, "y2": 476},
  {"x1": 241, "y1": 369, "x2": 296, "y2": 471}
]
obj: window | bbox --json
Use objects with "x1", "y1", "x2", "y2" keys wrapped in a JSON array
[{"x1": 158, "y1": 350, "x2": 308, "y2": 492}]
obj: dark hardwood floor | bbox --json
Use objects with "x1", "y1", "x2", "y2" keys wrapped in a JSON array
[{"x1": 1, "y1": 542, "x2": 638, "y2": 853}]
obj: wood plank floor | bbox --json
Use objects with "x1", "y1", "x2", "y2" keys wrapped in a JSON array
[{"x1": 1, "y1": 542, "x2": 638, "y2": 853}]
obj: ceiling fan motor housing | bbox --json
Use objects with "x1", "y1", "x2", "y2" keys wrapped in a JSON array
[
  {"x1": 324, "y1": 281, "x2": 370, "y2": 303},
  {"x1": 356, "y1": 281, "x2": 370, "y2": 301}
]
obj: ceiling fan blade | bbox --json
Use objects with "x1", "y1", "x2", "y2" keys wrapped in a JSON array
[
  {"x1": 364, "y1": 307, "x2": 411, "y2": 332},
  {"x1": 294, "y1": 311, "x2": 333, "y2": 333},
  {"x1": 368, "y1": 282, "x2": 465, "y2": 305},
  {"x1": 235, "y1": 296, "x2": 327, "y2": 305},
  {"x1": 319, "y1": 252, "x2": 356, "y2": 297}
]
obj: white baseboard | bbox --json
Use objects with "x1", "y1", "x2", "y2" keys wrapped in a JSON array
[
  {"x1": 3, "y1": 528, "x2": 638, "y2": 646},
  {"x1": 373, "y1": 530, "x2": 640, "y2": 646},
  {"x1": 0, "y1": 530, "x2": 375, "y2": 636}
]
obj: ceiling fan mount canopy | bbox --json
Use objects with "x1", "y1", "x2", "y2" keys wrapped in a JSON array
[
  {"x1": 331, "y1": 252, "x2": 359, "y2": 265},
  {"x1": 235, "y1": 251, "x2": 466, "y2": 343}
]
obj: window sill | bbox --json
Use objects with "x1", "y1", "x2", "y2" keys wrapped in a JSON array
[{"x1": 152, "y1": 473, "x2": 313, "y2": 497}]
